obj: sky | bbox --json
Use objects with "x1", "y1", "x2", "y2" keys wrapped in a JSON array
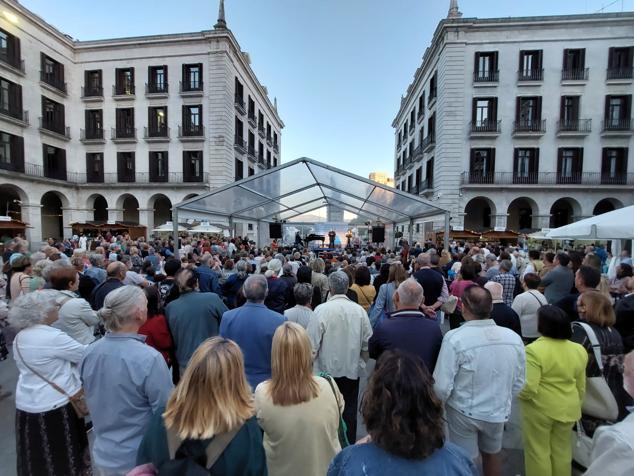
[{"x1": 20, "y1": 0, "x2": 633, "y2": 178}]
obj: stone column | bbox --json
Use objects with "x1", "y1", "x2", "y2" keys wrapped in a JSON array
[
  {"x1": 20, "y1": 203, "x2": 43, "y2": 249},
  {"x1": 107, "y1": 208, "x2": 124, "y2": 223},
  {"x1": 492, "y1": 214, "x2": 508, "y2": 231},
  {"x1": 62, "y1": 207, "x2": 92, "y2": 238},
  {"x1": 533, "y1": 214, "x2": 551, "y2": 230},
  {"x1": 138, "y1": 208, "x2": 154, "y2": 234},
  {"x1": 453, "y1": 212, "x2": 467, "y2": 231}
]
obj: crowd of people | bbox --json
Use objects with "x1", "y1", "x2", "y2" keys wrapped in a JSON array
[{"x1": 0, "y1": 232, "x2": 633, "y2": 476}]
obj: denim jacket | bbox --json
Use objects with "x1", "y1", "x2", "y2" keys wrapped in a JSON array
[{"x1": 433, "y1": 319, "x2": 525, "y2": 423}]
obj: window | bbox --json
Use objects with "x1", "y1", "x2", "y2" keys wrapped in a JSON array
[
  {"x1": 513, "y1": 148, "x2": 539, "y2": 184},
  {"x1": 273, "y1": 132, "x2": 278, "y2": 148},
  {"x1": 469, "y1": 148, "x2": 495, "y2": 183},
  {"x1": 182, "y1": 63, "x2": 203, "y2": 91},
  {"x1": 266, "y1": 122, "x2": 272, "y2": 141},
  {"x1": 115, "y1": 68, "x2": 135, "y2": 95},
  {"x1": 266, "y1": 150, "x2": 271, "y2": 168},
  {"x1": 234, "y1": 77, "x2": 244, "y2": 107},
  {"x1": 41, "y1": 96, "x2": 66, "y2": 135},
  {"x1": 43, "y1": 144, "x2": 66, "y2": 180},
  {"x1": 601, "y1": 148, "x2": 628, "y2": 184},
  {"x1": 604, "y1": 95, "x2": 631, "y2": 130},
  {"x1": 557, "y1": 148, "x2": 583, "y2": 184},
  {"x1": 235, "y1": 158, "x2": 243, "y2": 181},
  {"x1": 115, "y1": 108, "x2": 135, "y2": 137},
  {"x1": 410, "y1": 109, "x2": 415, "y2": 132},
  {"x1": 183, "y1": 150, "x2": 203, "y2": 182},
  {"x1": 560, "y1": 96, "x2": 580, "y2": 129},
  {"x1": 182, "y1": 105, "x2": 203, "y2": 135},
  {"x1": 415, "y1": 167, "x2": 422, "y2": 191},
  {"x1": 84, "y1": 109, "x2": 103, "y2": 139},
  {"x1": 418, "y1": 94, "x2": 425, "y2": 117},
  {"x1": 425, "y1": 158, "x2": 434, "y2": 189},
  {"x1": 149, "y1": 151, "x2": 168, "y2": 182},
  {"x1": 562, "y1": 49, "x2": 586, "y2": 80},
  {"x1": 83, "y1": 70, "x2": 102, "y2": 96},
  {"x1": 248, "y1": 131, "x2": 256, "y2": 156},
  {"x1": 86, "y1": 153, "x2": 104, "y2": 183},
  {"x1": 117, "y1": 152, "x2": 135, "y2": 182},
  {"x1": 148, "y1": 65, "x2": 168, "y2": 93},
  {"x1": 0, "y1": 131, "x2": 24, "y2": 172},
  {"x1": 607, "y1": 47, "x2": 633, "y2": 80},
  {"x1": 471, "y1": 97, "x2": 498, "y2": 131},
  {"x1": 409, "y1": 141, "x2": 414, "y2": 160},
  {"x1": 235, "y1": 117, "x2": 244, "y2": 141},
  {"x1": 258, "y1": 111, "x2": 264, "y2": 133},
  {"x1": 258, "y1": 142, "x2": 264, "y2": 161},
  {"x1": 148, "y1": 106, "x2": 168, "y2": 136},
  {"x1": 428, "y1": 72, "x2": 437, "y2": 102},
  {"x1": 248, "y1": 97, "x2": 255, "y2": 120},
  {"x1": 0, "y1": 27, "x2": 21, "y2": 69},
  {"x1": 518, "y1": 50, "x2": 543, "y2": 81},
  {"x1": 474, "y1": 52, "x2": 499, "y2": 82},
  {"x1": 0, "y1": 77, "x2": 22, "y2": 119},
  {"x1": 248, "y1": 167, "x2": 254, "y2": 177},
  {"x1": 426, "y1": 114, "x2": 436, "y2": 141},
  {"x1": 40, "y1": 53, "x2": 65, "y2": 92},
  {"x1": 515, "y1": 96, "x2": 542, "y2": 131}
]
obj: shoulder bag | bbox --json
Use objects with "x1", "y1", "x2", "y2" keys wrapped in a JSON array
[
  {"x1": 572, "y1": 322, "x2": 619, "y2": 421},
  {"x1": 319, "y1": 372, "x2": 350, "y2": 448},
  {"x1": 14, "y1": 336, "x2": 89, "y2": 418}
]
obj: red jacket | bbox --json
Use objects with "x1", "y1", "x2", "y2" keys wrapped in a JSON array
[{"x1": 139, "y1": 314, "x2": 173, "y2": 365}]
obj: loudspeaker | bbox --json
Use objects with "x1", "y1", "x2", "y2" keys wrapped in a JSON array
[
  {"x1": 269, "y1": 223, "x2": 282, "y2": 239},
  {"x1": 372, "y1": 226, "x2": 385, "y2": 243}
]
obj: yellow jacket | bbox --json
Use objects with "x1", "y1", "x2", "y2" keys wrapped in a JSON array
[{"x1": 519, "y1": 337, "x2": 588, "y2": 422}]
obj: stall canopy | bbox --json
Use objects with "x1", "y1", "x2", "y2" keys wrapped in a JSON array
[
  {"x1": 546, "y1": 206, "x2": 634, "y2": 240},
  {"x1": 174, "y1": 157, "x2": 447, "y2": 223}
]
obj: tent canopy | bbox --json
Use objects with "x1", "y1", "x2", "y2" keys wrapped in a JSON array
[
  {"x1": 173, "y1": 158, "x2": 448, "y2": 224},
  {"x1": 546, "y1": 205, "x2": 634, "y2": 240}
]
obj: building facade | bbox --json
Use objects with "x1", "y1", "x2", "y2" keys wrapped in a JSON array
[
  {"x1": 0, "y1": 0, "x2": 283, "y2": 244},
  {"x1": 393, "y1": 1, "x2": 633, "y2": 239},
  {"x1": 368, "y1": 171, "x2": 395, "y2": 187}
]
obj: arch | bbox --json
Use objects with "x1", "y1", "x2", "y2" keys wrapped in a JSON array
[
  {"x1": 464, "y1": 197, "x2": 496, "y2": 232},
  {"x1": 87, "y1": 194, "x2": 108, "y2": 222},
  {"x1": 182, "y1": 193, "x2": 199, "y2": 201},
  {"x1": 0, "y1": 183, "x2": 27, "y2": 221},
  {"x1": 593, "y1": 198, "x2": 623, "y2": 216},
  {"x1": 549, "y1": 197, "x2": 582, "y2": 228},
  {"x1": 117, "y1": 193, "x2": 140, "y2": 224},
  {"x1": 507, "y1": 197, "x2": 539, "y2": 232},
  {"x1": 41, "y1": 191, "x2": 67, "y2": 240},
  {"x1": 148, "y1": 193, "x2": 172, "y2": 227}
]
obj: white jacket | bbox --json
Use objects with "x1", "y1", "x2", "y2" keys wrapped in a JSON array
[
  {"x1": 53, "y1": 290, "x2": 100, "y2": 344},
  {"x1": 433, "y1": 319, "x2": 525, "y2": 423},
  {"x1": 585, "y1": 412, "x2": 634, "y2": 476}
]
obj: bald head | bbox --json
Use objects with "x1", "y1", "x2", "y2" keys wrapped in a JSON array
[
  {"x1": 484, "y1": 281, "x2": 504, "y2": 303},
  {"x1": 106, "y1": 261, "x2": 126, "y2": 280},
  {"x1": 395, "y1": 278, "x2": 424, "y2": 309}
]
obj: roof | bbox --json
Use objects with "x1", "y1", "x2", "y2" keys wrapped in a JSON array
[{"x1": 174, "y1": 158, "x2": 447, "y2": 224}]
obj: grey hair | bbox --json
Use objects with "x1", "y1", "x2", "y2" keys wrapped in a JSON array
[
  {"x1": 265, "y1": 258, "x2": 282, "y2": 278},
  {"x1": 243, "y1": 274, "x2": 268, "y2": 302},
  {"x1": 41, "y1": 260, "x2": 73, "y2": 283},
  {"x1": 328, "y1": 271, "x2": 349, "y2": 296},
  {"x1": 30, "y1": 252, "x2": 46, "y2": 266},
  {"x1": 98, "y1": 285, "x2": 146, "y2": 332},
  {"x1": 175, "y1": 268, "x2": 198, "y2": 293},
  {"x1": 311, "y1": 258, "x2": 325, "y2": 274},
  {"x1": 282, "y1": 262, "x2": 294, "y2": 276},
  {"x1": 200, "y1": 252, "x2": 212, "y2": 266},
  {"x1": 396, "y1": 278, "x2": 424, "y2": 308},
  {"x1": 235, "y1": 259, "x2": 249, "y2": 279},
  {"x1": 499, "y1": 259, "x2": 513, "y2": 272},
  {"x1": 416, "y1": 253, "x2": 431, "y2": 267},
  {"x1": 89, "y1": 253, "x2": 104, "y2": 267},
  {"x1": 274, "y1": 253, "x2": 285, "y2": 263},
  {"x1": 293, "y1": 282, "x2": 313, "y2": 306},
  {"x1": 8, "y1": 290, "x2": 59, "y2": 330}
]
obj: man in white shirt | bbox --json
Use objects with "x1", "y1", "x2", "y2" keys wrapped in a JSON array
[
  {"x1": 585, "y1": 350, "x2": 634, "y2": 476},
  {"x1": 307, "y1": 271, "x2": 372, "y2": 443},
  {"x1": 433, "y1": 285, "x2": 525, "y2": 476}
]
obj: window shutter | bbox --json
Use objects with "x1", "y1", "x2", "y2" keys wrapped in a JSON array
[
  {"x1": 58, "y1": 62, "x2": 64, "y2": 83},
  {"x1": 471, "y1": 98, "x2": 477, "y2": 123},
  {"x1": 604, "y1": 95, "x2": 611, "y2": 120},
  {"x1": 491, "y1": 98, "x2": 498, "y2": 122},
  {"x1": 129, "y1": 108, "x2": 135, "y2": 129},
  {"x1": 11, "y1": 36, "x2": 20, "y2": 66},
  {"x1": 518, "y1": 51, "x2": 524, "y2": 71},
  {"x1": 490, "y1": 148, "x2": 496, "y2": 174},
  {"x1": 182, "y1": 64, "x2": 188, "y2": 84},
  {"x1": 59, "y1": 104, "x2": 65, "y2": 131},
  {"x1": 537, "y1": 50, "x2": 543, "y2": 69},
  {"x1": 149, "y1": 152, "x2": 156, "y2": 178},
  {"x1": 59, "y1": 148, "x2": 67, "y2": 178},
  {"x1": 12, "y1": 82, "x2": 22, "y2": 114},
  {"x1": 608, "y1": 47, "x2": 615, "y2": 68},
  {"x1": 624, "y1": 148, "x2": 629, "y2": 174},
  {"x1": 40, "y1": 52, "x2": 45, "y2": 73},
  {"x1": 492, "y1": 52, "x2": 498, "y2": 71},
  {"x1": 513, "y1": 149, "x2": 519, "y2": 175},
  {"x1": 197, "y1": 63, "x2": 203, "y2": 80},
  {"x1": 562, "y1": 49, "x2": 568, "y2": 69},
  {"x1": 129, "y1": 152, "x2": 135, "y2": 175},
  {"x1": 85, "y1": 109, "x2": 90, "y2": 130},
  {"x1": 148, "y1": 65, "x2": 152, "y2": 85},
  {"x1": 474, "y1": 52, "x2": 480, "y2": 74},
  {"x1": 580, "y1": 49, "x2": 586, "y2": 69},
  {"x1": 12, "y1": 136, "x2": 24, "y2": 172},
  {"x1": 163, "y1": 65, "x2": 168, "y2": 85},
  {"x1": 515, "y1": 97, "x2": 521, "y2": 122},
  {"x1": 536, "y1": 97, "x2": 542, "y2": 121},
  {"x1": 572, "y1": 96, "x2": 580, "y2": 121},
  {"x1": 576, "y1": 148, "x2": 584, "y2": 175},
  {"x1": 601, "y1": 148, "x2": 609, "y2": 174},
  {"x1": 559, "y1": 96, "x2": 566, "y2": 121},
  {"x1": 532, "y1": 148, "x2": 540, "y2": 174},
  {"x1": 625, "y1": 95, "x2": 632, "y2": 118},
  {"x1": 557, "y1": 148, "x2": 563, "y2": 174},
  {"x1": 182, "y1": 151, "x2": 189, "y2": 180},
  {"x1": 130, "y1": 67, "x2": 135, "y2": 88},
  {"x1": 469, "y1": 149, "x2": 476, "y2": 170}
]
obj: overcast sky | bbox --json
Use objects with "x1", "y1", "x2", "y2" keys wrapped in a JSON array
[{"x1": 21, "y1": 0, "x2": 633, "y2": 178}]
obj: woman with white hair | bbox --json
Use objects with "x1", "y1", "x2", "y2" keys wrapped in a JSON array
[
  {"x1": 222, "y1": 259, "x2": 250, "y2": 309},
  {"x1": 81, "y1": 285, "x2": 173, "y2": 475},
  {"x1": 264, "y1": 258, "x2": 293, "y2": 314},
  {"x1": 11, "y1": 290, "x2": 90, "y2": 476}
]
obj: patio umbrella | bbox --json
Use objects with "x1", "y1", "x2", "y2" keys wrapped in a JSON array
[{"x1": 546, "y1": 206, "x2": 634, "y2": 240}]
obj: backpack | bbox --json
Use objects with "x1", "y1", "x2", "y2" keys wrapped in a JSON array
[{"x1": 158, "y1": 424, "x2": 241, "y2": 476}]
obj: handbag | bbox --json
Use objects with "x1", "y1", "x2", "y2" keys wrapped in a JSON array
[
  {"x1": 440, "y1": 295, "x2": 458, "y2": 314},
  {"x1": 573, "y1": 322, "x2": 619, "y2": 421},
  {"x1": 571, "y1": 421, "x2": 593, "y2": 469},
  {"x1": 319, "y1": 372, "x2": 350, "y2": 448},
  {"x1": 14, "y1": 337, "x2": 89, "y2": 418}
]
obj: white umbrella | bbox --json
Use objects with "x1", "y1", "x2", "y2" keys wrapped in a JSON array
[
  {"x1": 546, "y1": 206, "x2": 634, "y2": 240},
  {"x1": 190, "y1": 223, "x2": 223, "y2": 234},
  {"x1": 152, "y1": 221, "x2": 188, "y2": 233}
]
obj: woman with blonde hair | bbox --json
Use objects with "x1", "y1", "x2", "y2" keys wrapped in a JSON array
[
  {"x1": 255, "y1": 322, "x2": 343, "y2": 476},
  {"x1": 137, "y1": 337, "x2": 266, "y2": 475},
  {"x1": 369, "y1": 262, "x2": 407, "y2": 327}
]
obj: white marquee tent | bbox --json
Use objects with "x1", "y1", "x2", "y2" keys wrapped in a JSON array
[{"x1": 546, "y1": 205, "x2": 634, "y2": 240}]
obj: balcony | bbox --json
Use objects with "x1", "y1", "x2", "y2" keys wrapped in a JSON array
[
  {"x1": 422, "y1": 134, "x2": 436, "y2": 152},
  {"x1": 606, "y1": 67, "x2": 633, "y2": 81},
  {"x1": 517, "y1": 69, "x2": 543, "y2": 82},
  {"x1": 39, "y1": 118, "x2": 70, "y2": 141},
  {"x1": 427, "y1": 92, "x2": 437, "y2": 109},
  {"x1": 412, "y1": 145, "x2": 423, "y2": 162},
  {"x1": 144, "y1": 126, "x2": 170, "y2": 142},
  {"x1": 417, "y1": 111, "x2": 425, "y2": 123},
  {"x1": 460, "y1": 171, "x2": 634, "y2": 187},
  {"x1": 266, "y1": 135, "x2": 273, "y2": 147},
  {"x1": 248, "y1": 146, "x2": 256, "y2": 160},
  {"x1": 0, "y1": 55, "x2": 25, "y2": 76},
  {"x1": 0, "y1": 108, "x2": 28, "y2": 127},
  {"x1": 178, "y1": 125, "x2": 205, "y2": 141},
  {"x1": 557, "y1": 119, "x2": 591, "y2": 136},
  {"x1": 273, "y1": 142, "x2": 279, "y2": 153},
  {"x1": 469, "y1": 120, "x2": 501, "y2": 137},
  {"x1": 258, "y1": 125, "x2": 265, "y2": 139},
  {"x1": 422, "y1": 177, "x2": 433, "y2": 191},
  {"x1": 40, "y1": 71, "x2": 67, "y2": 96},
  {"x1": 179, "y1": 81, "x2": 204, "y2": 96},
  {"x1": 409, "y1": 125, "x2": 415, "y2": 136},
  {"x1": 602, "y1": 118, "x2": 633, "y2": 136},
  {"x1": 111, "y1": 127, "x2": 137, "y2": 142},
  {"x1": 0, "y1": 157, "x2": 24, "y2": 173},
  {"x1": 145, "y1": 82, "x2": 168, "y2": 97},
  {"x1": 248, "y1": 113, "x2": 257, "y2": 128},
  {"x1": 80, "y1": 128, "x2": 105, "y2": 144},
  {"x1": 234, "y1": 97, "x2": 246, "y2": 115},
  {"x1": 473, "y1": 70, "x2": 499, "y2": 84},
  {"x1": 234, "y1": 136, "x2": 246, "y2": 154},
  {"x1": 112, "y1": 84, "x2": 135, "y2": 99},
  {"x1": 81, "y1": 86, "x2": 104, "y2": 101},
  {"x1": 561, "y1": 68, "x2": 589, "y2": 82},
  {"x1": 513, "y1": 120, "x2": 546, "y2": 136}
]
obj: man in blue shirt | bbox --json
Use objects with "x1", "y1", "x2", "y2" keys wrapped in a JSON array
[
  {"x1": 196, "y1": 252, "x2": 222, "y2": 295},
  {"x1": 220, "y1": 274, "x2": 286, "y2": 390}
]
